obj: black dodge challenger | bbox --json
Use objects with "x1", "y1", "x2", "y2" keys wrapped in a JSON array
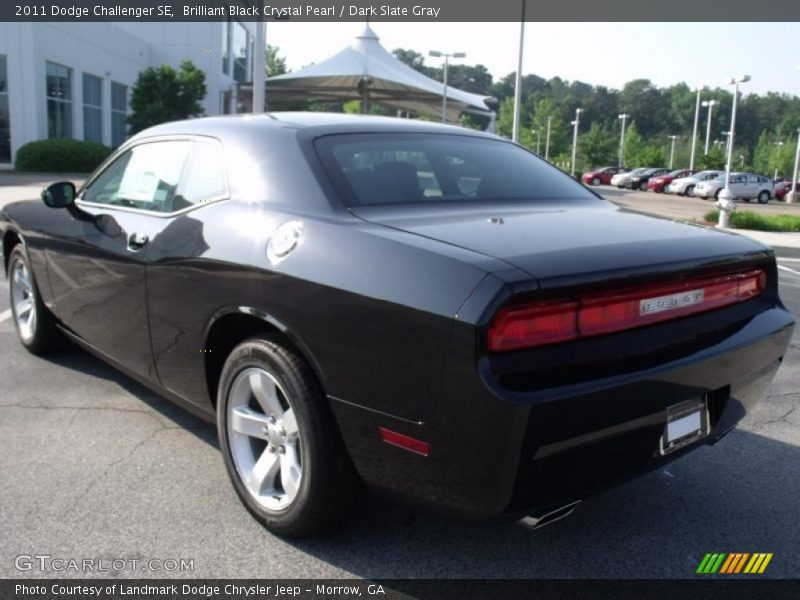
[{"x1": 1, "y1": 114, "x2": 794, "y2": 537}]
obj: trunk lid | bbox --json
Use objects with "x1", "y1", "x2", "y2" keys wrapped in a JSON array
[{"x1": 352, "y1": 200, "x2": 769, "y2": 286}]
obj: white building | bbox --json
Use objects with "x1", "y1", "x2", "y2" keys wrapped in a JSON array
[{"x1": 0, "y1": 20, "x2": 256, "y2": 167}]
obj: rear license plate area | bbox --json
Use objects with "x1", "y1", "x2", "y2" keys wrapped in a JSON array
[{"x1": 659, "y1": 398, "x2": 710, "y2": 456}]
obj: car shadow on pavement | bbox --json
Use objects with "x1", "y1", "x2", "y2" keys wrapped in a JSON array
[
  {"x1": 36, "y1": 343, "x2": 218, "y2": 447},
  {"x1": 286, "y1": 429, "x2": 799, "y2": 579}
]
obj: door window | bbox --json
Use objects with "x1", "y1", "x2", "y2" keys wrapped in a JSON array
[
  {"x1": 83, "y1": 141, "x2": 191, "y2": 213},
  {"x1": 172, "y1": 141, "x2": 229, "y2": 210}
]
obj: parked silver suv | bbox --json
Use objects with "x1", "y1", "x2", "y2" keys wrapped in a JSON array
[{"x1": 693, "y1": 172, "x2": 774, "y2": 204}]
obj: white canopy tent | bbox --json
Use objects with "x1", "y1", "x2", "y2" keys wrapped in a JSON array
[{"x1": 259, "y1": 26, "x2": 495, "y2": 124}]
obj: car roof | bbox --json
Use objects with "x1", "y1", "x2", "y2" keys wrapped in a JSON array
[{"x1": 129, "y1": 112, "x2": 500, "y2": 143}]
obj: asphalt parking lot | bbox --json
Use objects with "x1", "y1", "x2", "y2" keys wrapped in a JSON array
[{"x1": 0, "y1": 255, "x2": 797, "y2": 580}]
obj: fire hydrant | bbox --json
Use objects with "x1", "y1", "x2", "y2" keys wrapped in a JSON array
[{"x1": 715, "y1": 188, "x2": 736, "y2": 228}]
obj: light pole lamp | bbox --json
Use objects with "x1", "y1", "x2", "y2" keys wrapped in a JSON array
[
  {"x1": 718, "y1": 75, "x2": 751, "y2": 228},
  {"x1": 570, "y1": 108, "x2": 583, "y2": 177},
  {"x1": 701, "y1": 100, "x2": 717, "y2": 155},
  {"x1": 429, "y1": 50, "x2": 466, "y2": 124},
  {"x1": 690, "y1": 86, "x2": 704, "y2": 170},
  {"x1": 545, "y1": 116, "x2": 553, "y2": 161},
  {"x1": 618, "y1": 113, "x2": 629, "y2": 167},
  {"x1": 668, "y1": 135, "x2": 677, "y2": 169}
]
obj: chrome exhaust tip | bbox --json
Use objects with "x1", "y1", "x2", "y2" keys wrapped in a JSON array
[{"x1": 525, "y1": 500, "x2": 581, "y2": 529}]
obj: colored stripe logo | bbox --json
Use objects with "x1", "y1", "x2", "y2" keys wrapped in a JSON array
[{"x1": 696, "y1": 552, "x2": 773, "y2": 574}]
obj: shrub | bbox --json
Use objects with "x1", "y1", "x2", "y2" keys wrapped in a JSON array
[
  {"x1": 703, "y1": 210, "x2": 800, "y2": 232},
  {"x1": 15, "y1": 139, "x2": 112, "y2": 173}
]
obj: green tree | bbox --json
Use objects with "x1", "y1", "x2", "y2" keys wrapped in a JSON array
[
  {"x1": 696, "y1": 145, "x2": 726, "y2": 170},
  {"x1": 622, "y1": 122, "x2": 646, "y2": 167},
  {"x1": 266, "y1": 45, "x2": 287, "y2": 77},
  {"x1": 128, "y1": 61, "x2": 206, "y2": 134},
  {"x1": 637, "y1": 145, "x2": 667, "y2": 167},
  {"x1": 579, "y1": 122, "x2": 617, "y2": 168}
]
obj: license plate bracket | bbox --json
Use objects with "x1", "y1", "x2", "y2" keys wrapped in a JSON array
[{"x1": 659, "y1": 398, "x2": 710, "y2": 456}]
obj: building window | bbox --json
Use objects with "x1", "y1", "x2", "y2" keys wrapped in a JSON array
[
  {"x1": 111, "y1": 82, "x2": 128, "y2": 148},
  {"x1": 46, "y1": 62, "x2": 72, "y2": 139},
  {"x1": 222, "y1": 20, "x2": 230, "y2": 75},
  {"x1": 82, "y1": 73, "x2": 102, "y2": 144},
  {"x1": 0, "y1": 55, "x2": 10, "y2": 162},
  {"x1": 232, "y1": 21, "x2": 250, "y2": 83}
]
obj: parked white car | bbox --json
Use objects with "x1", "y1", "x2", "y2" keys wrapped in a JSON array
[
  {"x1": 610, "y1": 167, "x2": 647, "y2": 188},
  {"x1": 693, "y1": 172, "x2": 774, "y2": 203},
  {"x1": 667, "y1": 170, "x2": 724, "y2": 196}
]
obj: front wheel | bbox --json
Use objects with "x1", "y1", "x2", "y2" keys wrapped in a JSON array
[
  {"x1": 685, "y1": 185, "x2": 695, "y2": 197},
  {"x1": 591, "y1": 177, "x2": 600, "y2": 186},
  {"x1": 757, "y1": 191, "x2": 770, "y2": 204},
  {"x1": 639, "y1": 181, "x2": 647, "y2": 191},
  {"x1": 8, "y1": 245, "x2": 61, "y2": 354},
  {"x1": 217, "y1": 337, "x2": 361, "y2": 538}
]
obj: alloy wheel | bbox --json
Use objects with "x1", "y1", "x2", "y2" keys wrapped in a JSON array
[
  {"x1": 226, "y1": 367, "x2": 302, "y2": 511},
  {"x1": 10, "y1": 258, "x2": 37, "y2": 343}
]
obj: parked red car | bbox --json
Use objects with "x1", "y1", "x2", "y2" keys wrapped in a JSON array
[
  {"x1": 582, "y1": 166, "x2": 627, "y2": 186},
  {"x1": 774, "y1": 180, "x2": 800, "y2": 201},
  {"x1": 647, "y1": 169, "x2": 695, "y2": 193}
]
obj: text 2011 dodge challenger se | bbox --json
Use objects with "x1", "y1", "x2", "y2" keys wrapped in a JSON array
[{"x1": 1, "y1": 114, "x2": 794, "y2": 537}]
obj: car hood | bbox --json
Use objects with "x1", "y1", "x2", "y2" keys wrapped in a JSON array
[{"x1": 351, "y1": 200, "x2": 767, "y2": 285}]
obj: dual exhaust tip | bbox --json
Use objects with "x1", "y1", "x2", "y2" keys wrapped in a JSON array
[{"x1": 525, "y1": 500, "x2": 582, "y2": 529}]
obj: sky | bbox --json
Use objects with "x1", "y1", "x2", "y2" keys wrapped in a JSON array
[{"x1": 266, "y1": 22, "x2": 800, "y2": 96}]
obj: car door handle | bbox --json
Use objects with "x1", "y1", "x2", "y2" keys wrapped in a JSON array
[{"x1": 127, "y1": 233, "x2": 149, "y2": 251}]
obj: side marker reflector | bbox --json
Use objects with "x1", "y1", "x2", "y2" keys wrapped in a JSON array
[{"x1": 378, "y1": 427, "x2": 429, "y2": 457}]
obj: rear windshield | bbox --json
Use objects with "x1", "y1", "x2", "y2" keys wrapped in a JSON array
[{"x1": 315, "y1": 133, "x2": 595, "y2": 206}]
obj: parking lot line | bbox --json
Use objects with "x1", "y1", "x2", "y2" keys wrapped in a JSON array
[
  {"x1": 778, "y1": 264, "x2": 800, "y2": 277},
  {"x1": 0, "y1": 308, "x2": 11, "y2": 323}
]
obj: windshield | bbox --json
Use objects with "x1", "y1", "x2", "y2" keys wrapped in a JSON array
[
  {"x1": 316, "y1": 133, "x2": 596, "y2": 206},
  {"x1": 629, "y1": 168, "x2": 647, "y2": 175}
]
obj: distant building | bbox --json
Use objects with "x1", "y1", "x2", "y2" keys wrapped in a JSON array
[{"x1": 0, "y1": 20, "x2": 256, "y2": 167}]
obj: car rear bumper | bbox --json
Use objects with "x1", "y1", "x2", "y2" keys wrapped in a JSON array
[{"x1": 330, "y1": 306, "x2": 793, "y2": 519}]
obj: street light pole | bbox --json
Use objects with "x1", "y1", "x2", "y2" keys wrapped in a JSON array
[
  {"x1": 511, "y1": 0, "x2": 526, "y2": 142},
  {"x1": 429, "y1": 50, "x2": 466, "y2": 124},
  {"x1": 570, "y1": 108, "x2": 582, "y2": 177},
  {"x1": 668, "y1": 135, "x2": 677, "y2": 169},
  {"x1": 701, "y1": 100, "x2": 717, "y2": 155},
  {"x1": 718, "y1": 75, "x2": 750, "y2": 228},
  {"x1": 544, "y1": 116, "x2": 552, "y2": 161},
  {"x1": 618, "y1": 113, "x2": 629, "y2": 167},
  {"x1": 252, "y1": 16, "x2": 267, "y2": 113},
  {"x1": 790, "y1": 127, "x2": 800, "y2": 204},
  {"x1": 690, "y1": 87, "x2": 703, "y2": 170}
]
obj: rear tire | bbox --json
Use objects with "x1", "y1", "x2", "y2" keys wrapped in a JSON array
[
  {"x1": 757, "y1": 190, "x2": 770, "y2": 204},
  {"x1": 217, "y1": 336, "x2": 361, "y2": 538},
  {"x1": 8, "y1": 245, "x2": 61, "y2": 354},
  {"x1": 714, "y1": 189, "x2": 722, "y2": 201}
]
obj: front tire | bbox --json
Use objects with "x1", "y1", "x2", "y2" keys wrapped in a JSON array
[
  {"x1": 639, "y1": 181, "x2": 647, "y2": 191},
  {"x1": 217, "y1": 337, "x2": 361, "y2": 538},
  {"x1": 8, "y1": 245, "x2": 61, "y2": 354},
  {"x1": 592, "y1": 177, "x2": 600, "y2": 186},
  {"x1": 686, "y1": 184, "x2": 695, "y2": 197}
]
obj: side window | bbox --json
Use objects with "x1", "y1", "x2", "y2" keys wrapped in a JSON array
[
  {"x1": 173, "y1": 141, "x2": 228, "y2": 210},
  {"x1": 748, "y1": 175, "x2": 759, "y2": 184},
  {"x1": 83, "y1": 141, "x2": 191, "y2": 213}
]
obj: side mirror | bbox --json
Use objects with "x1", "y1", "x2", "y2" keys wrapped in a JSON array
[{"x1": 41, "y1": 182, "x2": 76, "y2": 208}]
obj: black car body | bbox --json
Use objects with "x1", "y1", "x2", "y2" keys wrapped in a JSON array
[
  {"x1": 1, "y1": 114, "x2": 794, "y2": 535},
  {"x1": 626, "y1": 167, "x2": 669, "y2": 190}
]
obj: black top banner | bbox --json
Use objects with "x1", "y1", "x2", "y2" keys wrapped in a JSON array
[{"x1": 4, "y1": 0, "x2": 800, "y2": 22}]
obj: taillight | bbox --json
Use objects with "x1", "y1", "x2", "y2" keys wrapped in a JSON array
[{"x1": 488, "y1": 269, "x2": 766, "y2": 353}]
